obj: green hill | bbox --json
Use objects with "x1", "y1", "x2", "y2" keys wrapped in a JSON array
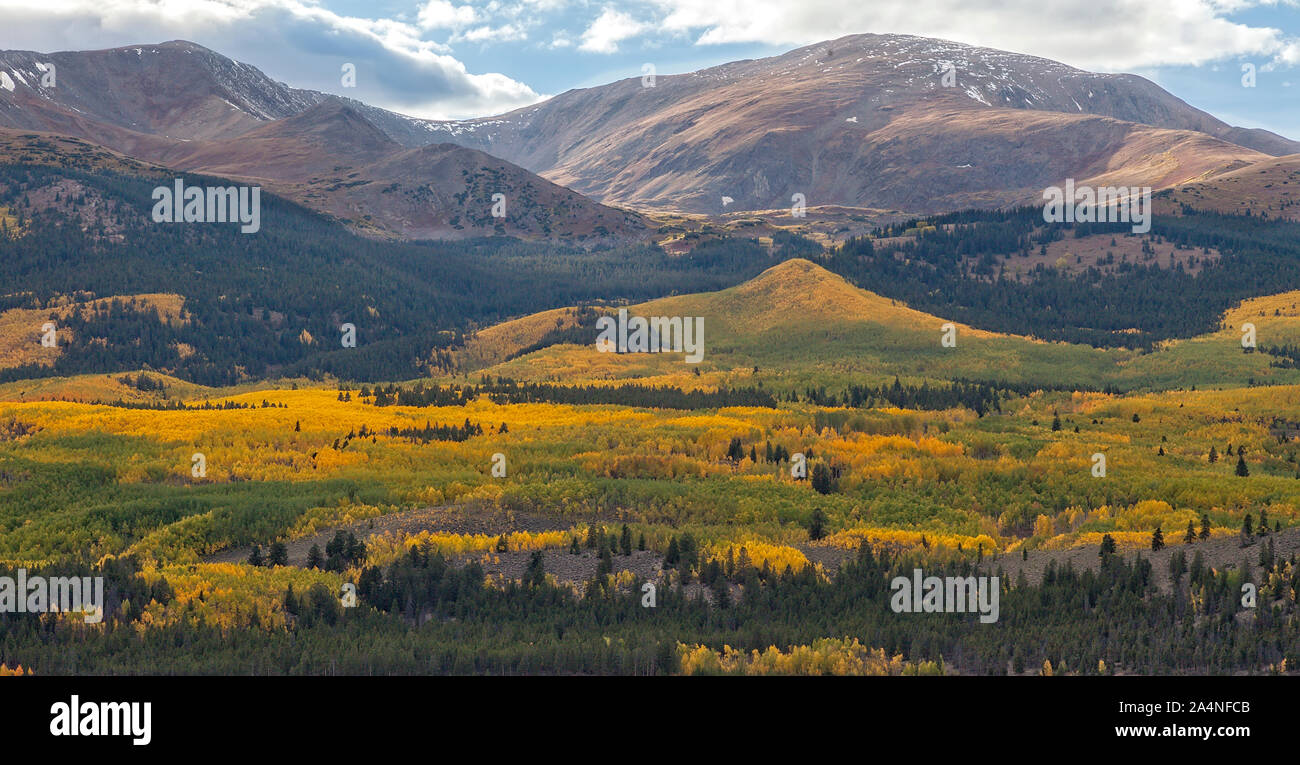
[{"x1": 471, "y1": 258, "x2": 1300, "y2": 392}]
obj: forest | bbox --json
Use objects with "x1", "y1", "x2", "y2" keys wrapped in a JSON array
[
  {"x1": 6, "y1": 162, "x2": 1300, "y2": 386},
  {"x1": 3, "y1": 163, "x2": 1300, "y2": 676},
  {"x1": 832, "y1": 206, "x2": 1300, "y2": 348},
  {"x1": 1, "y1": 538, "x2": 1295, "y2": 675}
]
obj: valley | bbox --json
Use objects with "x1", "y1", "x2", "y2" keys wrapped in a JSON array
[{"x1": 0, "y1": 29, "x2": 1298, "y2": 678}]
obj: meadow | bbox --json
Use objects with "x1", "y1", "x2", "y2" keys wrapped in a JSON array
[{"x1": 2, "y1": 260, "x2": 1299, "y2": 675}]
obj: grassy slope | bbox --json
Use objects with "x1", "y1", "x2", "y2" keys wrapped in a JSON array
[{"x1": 463, "y1": 258, "x2": 1300, "y2": 392}]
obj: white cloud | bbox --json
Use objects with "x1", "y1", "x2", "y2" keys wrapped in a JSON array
[
  {"x1": 455, "y1": 23, "x2": 529, "y2": 43},
  {"x1": 645, "y1": 0, "x2": 1299, "y2": 71},
  {"x1": 417, "y1": 0, "x2": 478, "y2": 30},
  {"x1": 579, "y1": 8, "x2": 647, "y2": 53}
]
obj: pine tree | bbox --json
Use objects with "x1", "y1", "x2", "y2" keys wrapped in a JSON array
[
  {"x1": 525, "y1": 550, "x2": 545, "y2": 586},
  {"x1": 1099, "y1": 534, "x2": 1117, "y2": 559},
  {"x1": 811, "y1": 462, "x2": 835, "y2": 494},
  {"x1": 807, "y1": 508, "x2": 827, "y2": 541},
  {"x1": 1236, "y1": 454, "x2": 1250, "y2": 476},
  {"x1": 1199, "y1": 513, "x2": 1211, "y2": 541},
  {"x1": 1208, "y1": 445, "x2": 1218, "y2": 463},
  {"x1": 1184, "y1": 521, "x2": 1196, "y2": 544},
  {"x1": 711, "y1": 576, "x2": 731, "y2": 609},
  {"x1": 1169, "y1": 550, "x2": 1186, "y2": 582},
  {"x1": 268, "y1": 541, "x2": 288, "y2": 567},
  {"x1": 619, "y1": 524, "x2": 633, "y2": 556},
  {"x1": 597, "y1": 536, "x2": 613, "y2": 577},
  {"x1": 247, "y1": 544, "x2": 264, "y2": 567},
  {"x1": 1150, "y1": 527, "x2": 1164, "y2": 552},
  {"x1": 637, "y1": 533, "x2": 646, "y2": 552},
  {"x1": 306, "y1": 544, "x2": 323, "y2": 569}
]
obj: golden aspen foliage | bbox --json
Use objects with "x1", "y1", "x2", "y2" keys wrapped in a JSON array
[{"x1": 678, "y1": 638, "x2": 943, "y2": 676}]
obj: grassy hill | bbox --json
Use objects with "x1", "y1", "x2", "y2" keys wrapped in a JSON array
[{"x1": 463, "y1": 258, "x2": 1300, "y2": 392}]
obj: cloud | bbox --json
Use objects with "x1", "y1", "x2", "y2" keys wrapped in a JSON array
[
  {"x1": 0, "y1": 0, "x2": 543, "y2": 119},
  {"x1": 417, "y1": 1, "x2": 478, "y2": 30},
  {"x1": 455, "y1": 24, "x2": 529, "y2": 43},
  {"x1": 579, "y1": 8, "x2": 647, "y2": 53},
  {"x1": 644, "y1": 0, "x2": 1299, "y2": 71}
]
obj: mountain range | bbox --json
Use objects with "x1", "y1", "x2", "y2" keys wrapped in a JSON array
[{"x1": 1, "y1": 34, "x2": 1298, "y2": 233}]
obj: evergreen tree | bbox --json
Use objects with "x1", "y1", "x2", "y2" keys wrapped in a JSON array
[
  {"x1": 268, "y1": 541, "x2": 288, "y2": 567},
  {"x1": 247, "y1": 544, "x2": 264, "y2": 567},
  {"x1": 711, "y1": 575, "x2": 731, "y2": 609},
  {"x1": 1236, "y1": 454, "x2": 1250, "y2": 476},
  {"x1": 1183, "y1": 521, "x2": 1196, "y2": 544},
  {"x1": 597, "y1": 537, "x2": 613, "y2": 578},
  {"x1": 1099, "y1": 534, "x2": 1117, "y2": 559},
  {"x1": 811, "y1": 462, "x2": 836, "y2": 494},
  {"x1": 1199, "y1": 513, "x2": 1211, "y2": 541},
  {"x1": 619, "y1": 524, "x2": 633, "y2": 556},
  {"x1": 524, "y1": 550, "x2": 546, "y2": 586},
  {"x1": 306, "y1": 544, "x2": 323, "y2": 569},
  {"x1": 807, "y1": 508, "x2": 827, "y2": 541},
  {"x1": 1150, "y1": 526, "x2": 1164, "y2": 552},
  {"x1": 1168, "y1": 550, "x2": 1186, "y2": 582}
]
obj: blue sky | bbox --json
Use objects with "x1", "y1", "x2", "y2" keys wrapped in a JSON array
[{"x1": 1, "y1": 0, "x2": 1297, "y2": 137}]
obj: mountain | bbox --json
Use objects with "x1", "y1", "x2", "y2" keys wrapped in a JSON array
[
  {"x1": 149, "y1": 99, "x2": 646, "y2": 239},
  {"x1": 0, "y1": 41, "x2": 317, "y2": 141},
  {"x1": 409, "y1": 34, "x2": 1298, "y2": 213},
  {"x1": 0, "y1": 43, "x2": 645, "y2": 240},
  {"x1": 3, "y1": 35, "x2": 1297, "y2": 225}
]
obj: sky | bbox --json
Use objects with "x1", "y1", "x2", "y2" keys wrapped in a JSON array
[{"x1": 0, "y1": 0, "x2": 1297, "y2": 136}]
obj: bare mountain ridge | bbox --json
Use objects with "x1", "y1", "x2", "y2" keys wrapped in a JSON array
[
  {"x1": 1, "y1": 35, "x2": 1296, "y2": 220},
  {"x1": 0, "y1": 45, "x2": 644, "y2": 240},
  {"x1": 408, "y1": 34, "x2": 1297, "y2": 212}
]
